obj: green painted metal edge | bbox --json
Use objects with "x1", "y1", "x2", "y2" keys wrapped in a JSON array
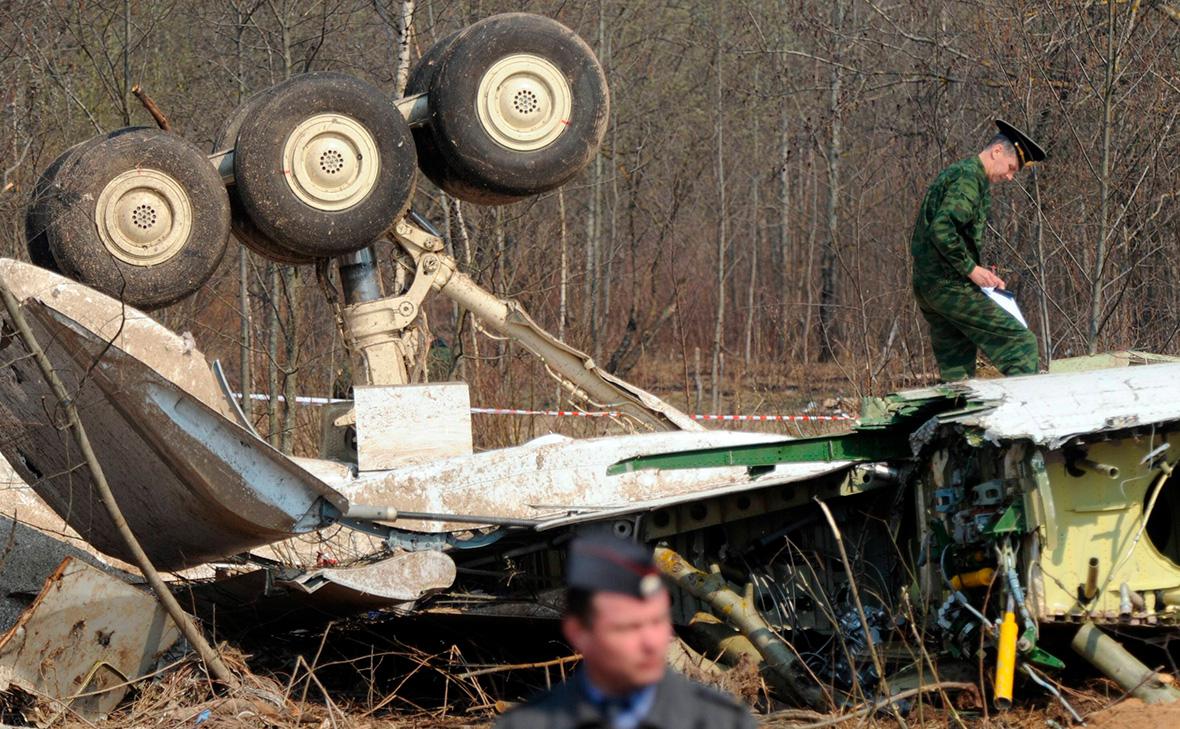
[
  {"x1": 607, "y1": 430, "x2": 912, "y2": 476},
  {"x1": 1026, "y1": 645, "x2": 1066, "y2": 670},
  {"x1": 987, "y1": 504, "x2": 1024, "y2": 535}
]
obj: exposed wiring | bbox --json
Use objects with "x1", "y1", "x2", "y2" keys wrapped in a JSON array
[
  {"x1": 1022, "y1": 664, "x2": 1084, "y2": 724},
  {"x1": 1088, "y1": 459, "x2": 1176, "y2": 617},
  {"x1": 999, "y1": 538, "x2": 1038, "y2": 641}
]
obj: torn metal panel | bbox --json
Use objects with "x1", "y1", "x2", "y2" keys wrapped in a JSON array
[
  {"x1": 1048, "y1": 350, "x2": 1180, "y2": 373},
  {"x1": 940, "y1": 363, "x2": 1180, "y2": 447},
  {"x1": 0, "y1": 294, "x2": 347, "y2": 570},
  {"x1": 344, "y1": 431, "x2": 849, "y2": 532},
  {"x1": 288, "y1": 456, "x2": 356, "y2": 491},
  {"x1": 188, "y1": 551, "x2": 455, "y2": 619},
  {"x1": 536, "y1": 460, "x2": 851, "y2": 531},
  {"x1": 1031, "y1": 433, "x2": 1180, "y2": 622},
  {"x1": 608, "y1": 430, "x2": 907, "y2": 474},
  {"x1": 283, "y1": 551, "x2": 456, "y2": 605},
  {"x1": 0, "y1": 557, "x2": 180, "y2": 719}
]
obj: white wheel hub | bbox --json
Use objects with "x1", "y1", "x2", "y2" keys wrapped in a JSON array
[
  {"x1": 94, "y1": 169, "x2": 192, "y2": 267},
  {"x1": 476, "y1": 54, "x2": 572, "y2": 152},
  {"x1": 282, "y1": 114, "x2": 380, "y2": 211}
]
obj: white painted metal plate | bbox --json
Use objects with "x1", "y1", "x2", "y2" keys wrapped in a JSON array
[
  {"x1": 354, "y1": 383, "x2": 473, "y2": 471},
  {"x1": 943, "y1": 362, "x2": 1180, "y2": 447},
  {"x1": 0, "y1": 260, "x2": 348, "y2": 569},
  {"x1": 344, "y1": 430, "x2": 850, "y2": 532}
]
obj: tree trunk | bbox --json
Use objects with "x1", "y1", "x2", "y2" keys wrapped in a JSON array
[
  {"x1": 744, "y1": 78, "x2": 760, "y2": 367},
  {"x1": 778, "y1": 87, "x2": 792, "y2": 358},
  {"x1": 281, "y1": 267, "x2": 299, "y2": 454},
  {"x1": 558, "y1": 188, "x2": 569, "y2": 340},
  {"x1": 393, "y1": 0, "x2": 415, "y2": 96},
  {"x1": 557, "y1": 188, "x2": 568, "y2": 405},
  {"x1": 818, "y1": 0, "x2": 844, "y2": 362},
  {"x1": 267, "y1": 262, "x2": 280, "y2": 447},
  {"x1": 1089, "y1": 0, "x2": 1116, "y2": 354},
  {"x1": 121, "y1": 0, "x2": 131, "y2": 125},
  {"x1": 234, "y1": 1, "x2": 252, "y2": 424},
  {"x1": 583, "y1": 0, "x2": 606, "y2": 355},
  {"x1": 709, "y1": 17, "x2": 727, "y2": 414},
  {"x1": 602, "y1": 16, "x2": 616, "y2": 335},
  {"x1": 802, "y1": 145, "x2": 819, "y2": 363},
  {"x1": 1032, "y1": 172, "x2": 1051, "y2": 364}
]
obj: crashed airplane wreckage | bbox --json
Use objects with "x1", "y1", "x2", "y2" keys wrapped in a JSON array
[
  {"x1": 6, "y1": 10, "x2": 1180, "y2": 714},
  {"x1": 3, "y1": 247, "x2": 1180, "y2": 711}
]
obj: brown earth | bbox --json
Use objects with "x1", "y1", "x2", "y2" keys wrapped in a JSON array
[{"x1": 1082, "y1": 698, "x2": 1180, "y2": 729}]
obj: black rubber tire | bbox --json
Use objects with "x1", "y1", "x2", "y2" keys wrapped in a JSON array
[
  {"x1": 25, "y1": 130, "x2": 142, "y2": 273},
  {"x1": 43, "y1": 127, "x2": 231, "y2": 310},
  {"x1": 25, "y1": 142, "x2": 87, "y2": 273},
  {"x1": 213, "y1": 90, "x2": 318, "y2": 265},
  {"x1": 233, "y1": 72, "x2": 416, "y2": 257},
  {"x1": 425, "y1": 13, "x2": 609, "y2": 202},
  {"x1": 408, "y1": 32, "x2": 525, "y2": 206}
]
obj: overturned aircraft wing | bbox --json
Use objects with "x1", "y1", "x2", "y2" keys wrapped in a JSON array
[{"x1": 0, "y1": 260, "x2": 346, "y2": 570}]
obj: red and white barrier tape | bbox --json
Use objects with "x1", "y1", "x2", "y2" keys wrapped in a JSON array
[
  {"x1": 470, "y1": 407, "x2": 851, "y2": 421},
  {"x1": 691, "y1": 413, "x2": 852, "y2": 422},
  {"x1": 236, "y1": 394, "x2": 851, "y2": 421},
  {"x1": 241, "y1": 392, "x2": 345, "y2": 404},
  {"x1": 470, "y1": 407, "x2": 622, "y2": 418}
]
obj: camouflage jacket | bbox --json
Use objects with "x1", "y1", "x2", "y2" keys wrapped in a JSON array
[{"x1": 910, "y1": 156, "x2": 990, "y2": 286}]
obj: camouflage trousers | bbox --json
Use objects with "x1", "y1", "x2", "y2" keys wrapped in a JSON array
[{"x1": 913, "y1": 280, "x2": 1038, "y2": 381}]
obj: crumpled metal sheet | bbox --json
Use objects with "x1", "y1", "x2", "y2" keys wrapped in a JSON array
[
  {"x1": 940, "y1": 363, "x2": 1180, "y2": 447},
  {"x1": 344, "y1": 431, "x2": 850, "y2": 532},
  {"x1": 0, "y1": 260, "x2": 347, "y2": 570},
  {"x1": 282, "y1": 551, "x2": 456, "y2": 605},
  {"x1": 0, "y1": 557, "x2": 180, "y2": 719},
  {"x1": 188, "y1": 551, "x2": 455, "y2": 619},
  {"x1": 0, "y1": 259, "x2": 236, "y2": 419}
]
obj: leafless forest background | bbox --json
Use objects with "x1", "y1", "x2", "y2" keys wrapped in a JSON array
[{"x1": 2, "y1": 0, "x2": 1179, "y2": 451}]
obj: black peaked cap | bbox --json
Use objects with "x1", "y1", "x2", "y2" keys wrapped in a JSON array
[{"x1": 995, "y1": 119, "x2": 1046, "y2": 169}]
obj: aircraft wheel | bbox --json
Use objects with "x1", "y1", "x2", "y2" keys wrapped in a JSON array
[
  {"x1": 42, "y1": 127, "x2": 230, "y2": 310},
  {"x1": 233, "y1": 72, "x2": 416, "y2": 257},
  {"x1": 421, "y1": 13, "x2": 609, "y2": 204},
  {"x1": 214, "y1": 89, "x2": 317, "y2": 265},
  {"x1": 26, "y1": 141, "x2": 88, "y2": 273}
]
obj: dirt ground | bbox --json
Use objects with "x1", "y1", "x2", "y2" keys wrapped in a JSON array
[{"x1": 1072, "y1": 698, "x2": 1180, "y2": 729}]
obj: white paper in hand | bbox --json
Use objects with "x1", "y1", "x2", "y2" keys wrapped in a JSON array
[{"x1": 981, "y1": 287, "x2": 1028, "y2": 328}]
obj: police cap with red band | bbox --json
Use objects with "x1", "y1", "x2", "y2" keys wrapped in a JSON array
[{"x1": 567, "y1": 535, "x2": 665, "y2": 599}]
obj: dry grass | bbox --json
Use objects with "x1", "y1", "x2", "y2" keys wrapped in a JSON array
[
  {"x1": 41, "y1": 646, "x2": 496, "y2": 729},
  {"x1": 21, "y1": 635, "x2": 1176, "y2": 729}
]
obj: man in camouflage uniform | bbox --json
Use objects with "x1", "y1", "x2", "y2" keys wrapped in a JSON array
[{"x1": 910, "y1": 119, "x2": 1046, "y2": 381}]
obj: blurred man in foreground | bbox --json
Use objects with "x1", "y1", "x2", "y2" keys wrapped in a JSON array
[{"x1": 495, "y1": 535, "x2": 755, "y2": 729}]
